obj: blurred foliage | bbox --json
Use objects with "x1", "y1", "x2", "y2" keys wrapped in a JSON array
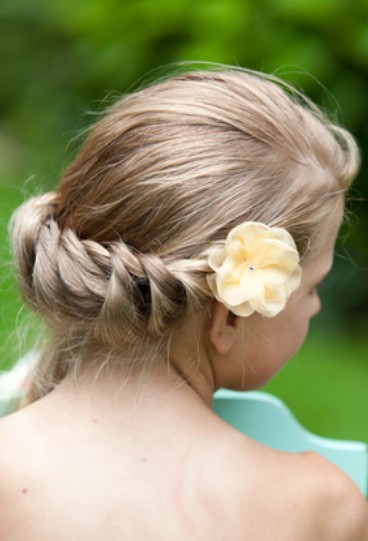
[
  {"x1": 0, "y1": 0, "x2": 367, "y2": 338},
  {"x1": 266, "y1": 333, "x2": 368, "y2": 441}
]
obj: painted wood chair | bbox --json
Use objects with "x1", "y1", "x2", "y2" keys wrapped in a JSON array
[
  {"x1": 0, "y1": 391, "x2": 24, "y2": 417},
  {"x1": 214, "y1": 389, "x2": 368, "y2": 496}
]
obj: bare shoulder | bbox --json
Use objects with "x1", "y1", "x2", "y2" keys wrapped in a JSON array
[
  {"x1": 211, "y1": 428, "x2": 368, "y2": 541},
  {"x1": 299, "y1": 451, "x2": 368, "y2": 541}
]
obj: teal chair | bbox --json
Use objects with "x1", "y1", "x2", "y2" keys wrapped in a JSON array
[
  {"x1": 0, "y1": 391, "x2": 24, "y2": 417},
  {"x1": 214, "y1": 389, "x2": 368, "y2": 496}
]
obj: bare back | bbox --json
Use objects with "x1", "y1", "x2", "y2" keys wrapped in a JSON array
[{"x1": 1, "y1": 381, "x2": 367, "y2": 541}]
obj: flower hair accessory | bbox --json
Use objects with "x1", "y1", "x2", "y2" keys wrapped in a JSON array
[{"x1": 206, "y1": 222, "x2": 302, "y2": 318}]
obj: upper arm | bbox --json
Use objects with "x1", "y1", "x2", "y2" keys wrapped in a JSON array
[
  {"x1": 323, "y1": 471, "x2": 368, "y2": 540},
  {"x1": 304, "y1": 452, "x2": 368, "y2": 541},
  {"x1": 205, "y1": 436, "x2": 368, "y2": 541}
]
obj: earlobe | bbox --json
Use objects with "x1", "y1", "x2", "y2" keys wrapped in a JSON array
[{"x1": 209, "y1": 302, "x2": 240, "y2": 355}]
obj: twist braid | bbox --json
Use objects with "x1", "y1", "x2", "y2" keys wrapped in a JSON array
[
  {"x1": 135, "y1": 253, "x2": 188, "y2": 336},
  {"x1": 96, "y1": 244, "x2": 211, "y2": 345},
  {"x1": 10, "y1": 193, "x2": 60, "y2": 306},
  {"x1": 98, "y1": 242, "x2": 145, "y2": 344},
  {"x1": 11, "y1": 197, "x2": 212, "y2": 347},
  {"x1": 34, "y1": 222, "x2": 111, "y2": 319}
]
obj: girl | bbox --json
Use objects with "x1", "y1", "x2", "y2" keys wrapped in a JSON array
[{"x1": 0, "y1": 67, "x2": 367, "y2": 540}]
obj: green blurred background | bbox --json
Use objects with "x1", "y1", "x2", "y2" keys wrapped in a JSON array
[{"x1": 0, "y1": 0, "x2": 367, "y2": 439}]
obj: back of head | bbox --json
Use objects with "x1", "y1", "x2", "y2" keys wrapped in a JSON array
[{"x1": 10, "y1": 67, "x2": 359, "y2": 400}]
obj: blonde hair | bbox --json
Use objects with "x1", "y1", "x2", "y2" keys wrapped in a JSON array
[{"x1": 10, "y1": 67, "x2": 359, "y2": 401}]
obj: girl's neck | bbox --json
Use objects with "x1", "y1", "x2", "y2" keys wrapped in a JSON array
[{"x1": 52, "y1": 354, "x2": 216, "y2": 421}]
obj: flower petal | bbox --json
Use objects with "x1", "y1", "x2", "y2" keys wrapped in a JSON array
[{"x1": 206, "y1": 221, "x2": 302, "y2": 318}]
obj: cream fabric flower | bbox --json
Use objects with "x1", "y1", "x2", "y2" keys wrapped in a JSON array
[{"x1": 207, "y1": 222, "x2": 302, "y2": 317}]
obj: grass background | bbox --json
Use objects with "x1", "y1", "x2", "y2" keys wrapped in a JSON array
[
  {"x1": 265, "y1": 335, "x2": 368, "y2": 442},
  {"x1": 0, "y1": 183, "x2": 25, "y2": 361}
]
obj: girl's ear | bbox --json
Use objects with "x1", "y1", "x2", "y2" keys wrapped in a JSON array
[{"x1": 208, "y1": 302, "x2": 240, "y2": 355}]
